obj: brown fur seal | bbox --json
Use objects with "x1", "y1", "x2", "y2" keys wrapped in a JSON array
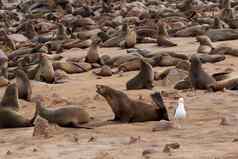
[
  {"x1": 85, "y1": 37, "x2": 101, "y2": 63},
  {"x1": 189, "y1": 54, "x2": 216, "y2": 90},
  {"x1": 122, "y1": 24, "x2": 137, "y2": 48},
  {"x1": 0, "y1": 50, "x2": 8, "y2": 79},
  {"x1": 96, "y1": 85, "x2": 169, "y2": 122},
  {"x1": 55, "y1": 24, "x2": 68, "y2": 40},
  {"x1": 35, "y1": 54, "x2": 55, "y2": 83},
  {"x1": 0, "y1": 106, "x2": 37, "y2": 128},
  {"x1": 15, "y1": 69, "x2": 32, "y2": 101},
  {"x1": 157, "y1": 22, "x2": 177, "y2": 47},
  {"x1": 0, "y1": 83, "x2": 19, "y2": 111},
  {"x1": 126, "y1": 59, "x2": 154, "y2": 90},
  {"x1": 35, "y1": 101, "x2": 92, "y2": 129},
  {"x1": 196, "y1": 35, "x2": 214, "y2": 54}
]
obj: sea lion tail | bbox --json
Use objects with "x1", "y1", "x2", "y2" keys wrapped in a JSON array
[{"x1": 151, "y1": 91, "x2": 170, "y2": 121}]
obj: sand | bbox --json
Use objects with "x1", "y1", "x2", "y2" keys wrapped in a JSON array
[{"x1": 1, "y1": 37, "x2": 238, "y2": 159}]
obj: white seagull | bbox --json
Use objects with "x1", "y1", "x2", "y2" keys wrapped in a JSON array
[{"x1": 175, "y1": 97, "x2": 186, "y2": 128}]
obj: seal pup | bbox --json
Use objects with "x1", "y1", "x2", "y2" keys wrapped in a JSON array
[
  {"x1": 35, "y1": 54, "x2": 55, "y2": 83},
  {"x1": 15, "y1": 69, "x2": 32, "y2": 101},
  {"x1": 0, "y1": 106, "x2": 38, "y2": 128},
  {"x1": 96, "y1": 85, "x2": 169, "y2": 123},
  {"x1": 35, "y1": 101, "x2": 92, "y2": 129},
  {"x1": 196, "y1": 35, "x2": 215, "y2": 54},
  {"x1": 126, "y1": 59, "x2": 154, "y2": 90},
  {"x1": 157, "y1": 22, "x2": 177, "y2": 47},
  {"x1": 0, "y1": 83, "x2": 19, "y2": 111},
  {"x1": 189, "y1": 54, "x2": 216, "y2": 90},
  {"x1": 85, "y1": 37, "x2": 101, "y2": 63}
]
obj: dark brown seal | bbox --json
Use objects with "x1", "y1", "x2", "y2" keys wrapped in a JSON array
[
  {"x1": 189, "y1": 54, "x2": 216, "y2": 90},
  {"x1": 126, "y1": 59, "x2": 154, "y2": 90},
  {"x1": 16, "y1": 69, "x2": 32, "y2": 101},
  {"x1": 0, "y1": 83, "x2": 19, "y2": 111},
  {"x1": 96, "y1": 85, "x2": 169, "y2": 122}
]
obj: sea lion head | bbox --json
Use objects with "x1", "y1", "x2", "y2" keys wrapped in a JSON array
[
  {"x1": 96, "y1": 84, "x2": 110, "y2": 96},
  {"x1": 189, "y1": 54, "x2": 201, "y2": 68}
]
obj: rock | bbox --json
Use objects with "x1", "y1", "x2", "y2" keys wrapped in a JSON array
[{"x1": 163, "y1": 143, "x2": 180, "y2": 153}]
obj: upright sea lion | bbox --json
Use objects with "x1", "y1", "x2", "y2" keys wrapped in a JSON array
[
  {"x1": 35, "y1": 101, "x2": 92, "y2": 128},
  {"x1": 126, "y1": 59, "x2": 154, "y2": 90},
  {"x1": 0, "y1": 83, "x2": 19, "y2": 111},
  {"x1": 0, "y1": 50, "x2": 8, "y2": 79},
  {"x1": 15, "y1": 69, "x2": 32, "y2": 101},
  {"x1": 35, "y1": 54, "x2": 55, "y2": 83},
  {"x1": 85, "y1": 37, "x2": 101, "y2": 63},
  {"x1": 196, "y1": 35, "x2": 214, "y2": 54},
  {"x1": 0, "y1": 106, "x2": 38, "y2": 128},
  {"x1": 124, "y1": 24, "x2": 137, "y2": 48},
  {"x1": 157, "y1": 22, "x2": 177, "y2": 47},
  {"x1": 189, "y1": 54, "x2": 216, "y2": 90},
  {"x1": 55, "y1": 24, "x2": 68, "y2": 40},
  {"x1": 96, "y1": 85, "x2": 169, "y2": 122}
]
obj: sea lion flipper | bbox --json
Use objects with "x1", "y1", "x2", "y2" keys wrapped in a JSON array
[
  {"x1": 151, "y1": 92, "x2": 170, "y2": 121},
  {"x1": 73, "y1": 123, "x2": 94, "y2": 129}
]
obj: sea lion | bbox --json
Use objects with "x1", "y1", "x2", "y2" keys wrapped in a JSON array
[
  {"x1": 196, "y1": 35, "x2": 214, "y2": 54},
  {"x1": 35, "y1": 54, "x2": 55, "y2": 83},
  {"x1": 0, "y1": 50, "x2": 8, "y2": 79},
  {"x1": 55, "y1": 24, "x2": 68, "y2": 40},
  {"x1": 123, "y1": 24, "x2": 137, "y2": 48},
  {"x1": 0, "y1": 83, "x2": 19, "y2": 111},
  {"x1": 35, "y1": 101, "x2": 92, "y2": 129},
  {"x1": 15, "y1": 69, "x2": 32, "y2": 101},
  {"x1": 96, "y1": 85, "x2": 169, "y2": 122},
  {"x1": 85, "y1": 37, "x2": 101, "y2": 63},
  {"x1": 189, "y1": 54, "x2": 216, "y2": 90},
  {"x1": 0, "y1": 107, "x2": 37, "y2": 128},
  {"x1": 157, "y1": 22, "x2": 177, "y2": 47},
  {"x1": 126, "y1": 59, "x2": 154, "y2": 90}
]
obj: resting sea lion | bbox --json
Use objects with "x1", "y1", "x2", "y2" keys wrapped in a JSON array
[
  {"x1": 126, "y1": 59, "x2": 154, "y2": 90},
  {"x1": 36, "y1": 101, "x2": 92, "y2": 129},
  {"x1": 0, "y1": 107, "x2": 37, "y2": 128},
  {"x1": 0, "y1": 83, "x2": 19, "y2": 111},
  {"x1": 189, "y1": 54, "x2": 216, "y2": 90},
  {"x1": 96, "y1": 85, "x2": 169, "y2": 122},
  {"x1": 157, "y1": 22, "x2": 177, "y2": 47},
  {"x1": 35, "y1": 54, "x2": 55, "y2": 83},
  {"x1": 196, "y1": 35, "x2": 214, "y2": 54},
  {"x1": 15, "y1": 69, "x2": 32, "y2": 101},
  {"x1": 85, "y1": 37, "x2": 101, "y2": 63}
]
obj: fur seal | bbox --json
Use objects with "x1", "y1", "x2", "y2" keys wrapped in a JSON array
[
  {"x1": 157, "y1": 22, "x2": 177, "y2": 47},
  {"x1": 189, "y1": 54, "x2": 216, "y2": 90},
  {"x1": 15, "y1": 69, "x2": 32, "y2": 101},
  {"x1": 122, "y1": 24, "x2": 137, "y2": 48},
  {"x1": 35, "y1": 54, "x2": 55, "y2": 83},
  {"x1": 196, "y1": 35, "x2": 214, "y2": 54},
  {"x1": 0, "y1": 50, "x2": 8, "y2": 79},
  {"x1": 96, "y1": 85, "x2": 169, "y2": 122},
  {"x1": 35, "y1": 101, "x2": 92, "y2": 129},
  {"x1": 126, "y1": 59, "x2": 154, "y2": 90},
  {"x1": 85, "y1": 37, "x2": 101, "y2": 63},
  {"x1": 0, "y1": 83, "x2": 19, "y2": 111},
  {"x1": 55, "y1": 24, "x2": 68, "y2": 40},
  {"x1": 0, "y1": 107, "x2": 37, "y2": 128}
]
